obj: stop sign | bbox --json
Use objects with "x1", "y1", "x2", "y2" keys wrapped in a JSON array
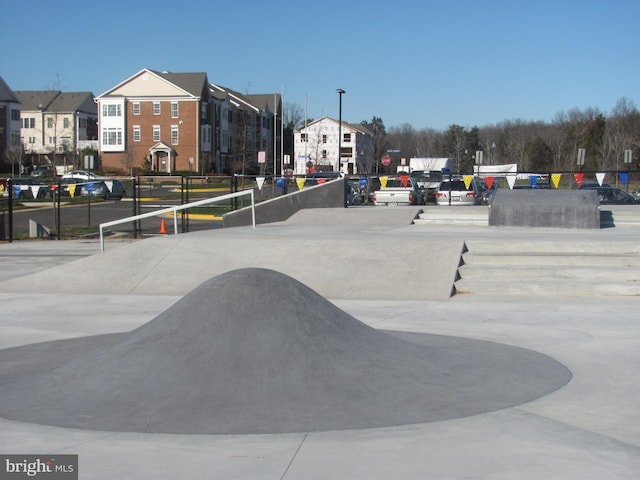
[{"x1": 381, "y1": 155, "x2": 391, "y2": 166}]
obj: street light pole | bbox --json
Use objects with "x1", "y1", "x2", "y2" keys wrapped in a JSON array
[
  {"x1": 336, "y1": 88, "x2": 346, "y2": 208},
  {"x1": 336, "y1": 89, "x2": 345, "y2": 174}
]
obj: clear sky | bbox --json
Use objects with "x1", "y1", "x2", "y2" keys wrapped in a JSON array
[{"x1": 2, "y1": 0, "x2": 638, "y2": 131}]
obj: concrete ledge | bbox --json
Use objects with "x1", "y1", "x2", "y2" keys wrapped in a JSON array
[
  {"x1": 489, "y1": 189, "x2": 600, "y2": 229},
  {"x1": 223, "y1": 178, "x2": 346, "y2": 227}
]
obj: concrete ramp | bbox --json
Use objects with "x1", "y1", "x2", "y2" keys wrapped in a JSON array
[
  {"x1": 0, "y1": 208, "x2": 463, "y2": 301},
  {"x1": 0, "y1": 268, "x2": 571, "y2": 434}
]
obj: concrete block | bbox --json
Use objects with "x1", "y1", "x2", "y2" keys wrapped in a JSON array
[
  {"x1": 489, "y1": 189, "x2": 600, "y2": 229},
  {"x1": 29, "y1": 219, "x2": 52, "y2": 238}
]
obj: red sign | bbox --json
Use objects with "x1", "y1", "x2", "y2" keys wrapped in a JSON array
[{"x1": 381, "y1": 155, "x2": 391, "y2": 166}]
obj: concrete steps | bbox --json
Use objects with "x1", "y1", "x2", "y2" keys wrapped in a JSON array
[
  {"x1": 413, "y1": 207, "x2": 488, "y2": 226},
  {"x1": 454, "y1": 240, "x2": 640, "y2": 297}
]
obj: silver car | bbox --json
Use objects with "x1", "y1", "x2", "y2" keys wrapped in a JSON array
[{"x1": 436, "y1": 178, "x2": 479, "y2": 206}]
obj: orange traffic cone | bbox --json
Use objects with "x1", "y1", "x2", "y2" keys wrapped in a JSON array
[{"x1": 159, "y1": 218, "x2": 167, "y2": 234}]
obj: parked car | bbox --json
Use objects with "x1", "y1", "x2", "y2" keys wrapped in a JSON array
[
  {"x1": 373, "y1": 175, "x2": 424, "y2": 206},
  {"x1": 581, "y1": 187, "x2": 639, "y2": 205},
  {"x1": 2, "y1": 177, "x2": 50, "y2": 199},
  {"x1": 410, "y1": 170, "x2": 443, "y2": 203},
  {"x1": 436, "y1": 178, "x2": 479, "y2": 206},
  {"x1": 61, "y1": 170, "x2": 102, "y2": 181},
  {"x1": 80, "y1": 179, "x2": 127, "y2": 200},
  {"x1": 50, "y1": 178, "x2": 85, "y2": 198},
  {"x1": 577, "y1": 181, "x2": 612, "y2": 190},
  {"x1": 474, "y1": 177, "x2": 499, "y2": 205},
  {"x1": 30, "y1": 165, "x2": 55, "y2": 178}
]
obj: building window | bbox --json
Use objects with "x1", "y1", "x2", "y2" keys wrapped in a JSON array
[
  {"x1": 344, "y1": 133, "x2": 351, "y2": 142},
  {"x1": 47, "y1": 118, "x2": 54, "y2": 128},
  {"x1": 322, "y1": 150, "x2": 327, "y2": 159},
  {"x1": 132, "y1": 102, "x2": 140, "y2": 115},
  {"x1": 11, "y1": 109, "x2": 20, "y2": 121},
  {"x1": 22, "y1": 118, "x2": 35, "y2": 128},
  {"x1": 322, "y1": 134, "x2": 327, "y2": 144},
  {"x1": 48, "y1": 136, "x2": 55, "y2": 145},
  {"x1": 28, "y1": 136, "x2": 35, "y2": 144},
  {"x1": 102, "y1": 104, "x2": 121, "y2": 117},
  {"x1": 222, "y1": 131, "x2": 228, "y2": 147},
  {"x1": 171, "y1": 102, "x2": 179, "y2": 118},
  {"x1": 63, "y1": 118, "x2": 70, "y2": 129},
  {"x1": 201, "y1": 125, "x2": 211, "y2": 144},
  {"x1": 133, "y1": 126, "x2": 141, "y2": 142},
  {"x1": 171, "y1": 126, "x2": 179, "y2": 145},
  {"x1": 153, "y1": 102, "x2": 161, "y2": 115},
  {"x1": 102, "y1": 128, "x2": 122, "y2": 146},
  {"x1": 153, "y1": 126, "x2": 160, "y2": 142}
]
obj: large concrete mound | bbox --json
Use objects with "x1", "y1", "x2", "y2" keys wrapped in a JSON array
[{"x1": 0, "y1": 268, "x2": 571, "y2": 434}]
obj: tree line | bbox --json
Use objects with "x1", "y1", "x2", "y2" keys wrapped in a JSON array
[{"x1": 285, "y1": 97, "x2": 640, "y2": 174}]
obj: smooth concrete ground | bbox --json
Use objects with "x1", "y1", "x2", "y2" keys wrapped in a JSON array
[{"x1": 1, "y1": 206, "x2": 639, "y2": 479}]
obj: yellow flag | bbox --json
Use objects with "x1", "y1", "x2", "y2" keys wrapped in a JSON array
[
  {"x1": 551, "y1": 173, "x2": 562, "y2": 189},
  {"x1": 380, "y1": 176, "x2": 388, "y2": 189},
  {"x1": 463, "y1": 175, "x2": 473, "y2": 189},
  {"x1": 296, "y1": 178, "x2": 305, "y2": 190},
  {"x1": 68, "y1": 185, "x2": 77, "y2": 197}
]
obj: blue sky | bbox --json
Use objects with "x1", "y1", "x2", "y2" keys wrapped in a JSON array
[{"x1": 2, "y1": 0, "x2": 638, "y2": 131}]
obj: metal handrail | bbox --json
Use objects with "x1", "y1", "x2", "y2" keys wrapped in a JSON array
[{"x1": 99, "y1": 189, "x2": 255, "y2": 251}]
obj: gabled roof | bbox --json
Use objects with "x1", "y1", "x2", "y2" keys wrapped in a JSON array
[
  {"x1": 298, "y1": 116, "x2": 373, "y2": 136},
  {"x1": 150, "y1": 69, "x2": 208, "y2": 97},
  {"x1": 50, "y1": 92, "x2": 97, "y2": 114},
  {"x1": 0, "y1": 76, "x2": 20, "y2": 104},
  {"x1": 245, "y1": 93, "x2": 281, "y2": 114},
  {"x1": 14, "y1": 91, "x2": 60, "y2": 111},
  {"x1": 96, "y1": 68, "x2": 208, "y2": 99},
  {"x1": 15, "y1": 91, "x2": 96, "y2": 114},
  {"x1": 210, "y1": 83, "x2": 281, "y2": 114}
]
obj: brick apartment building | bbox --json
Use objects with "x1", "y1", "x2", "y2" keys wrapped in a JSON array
[{"x1": 95, "y1": 69, "x2": 214, "y2": 175}]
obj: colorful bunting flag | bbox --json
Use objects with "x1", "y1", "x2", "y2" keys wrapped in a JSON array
[
  {"x1": 380, "y1": 176, "x2": 388, "y2": 189},
  {"x1": 573, "y1": 172, "x2": 584, "y2": 188},
  {"x1": 296, "y1": 178, "x2": 305, "y2": 190},
  {"x1": 463, "y1": 175, "x2": 473, "y2": 189},
  {"x1": 551, "y1": 173, "x2": 562, "y2": 189},
  {"x1": 485, "y1": 176, "x2": 495, "y2": 190},
  {"x1": 618, "y1": 171, "x2": 629, "y2": 186}
]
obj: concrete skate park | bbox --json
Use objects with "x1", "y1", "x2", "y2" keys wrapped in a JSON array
[{"x1": 1, "y1": 189, "x2": 639, "y2": 478}]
